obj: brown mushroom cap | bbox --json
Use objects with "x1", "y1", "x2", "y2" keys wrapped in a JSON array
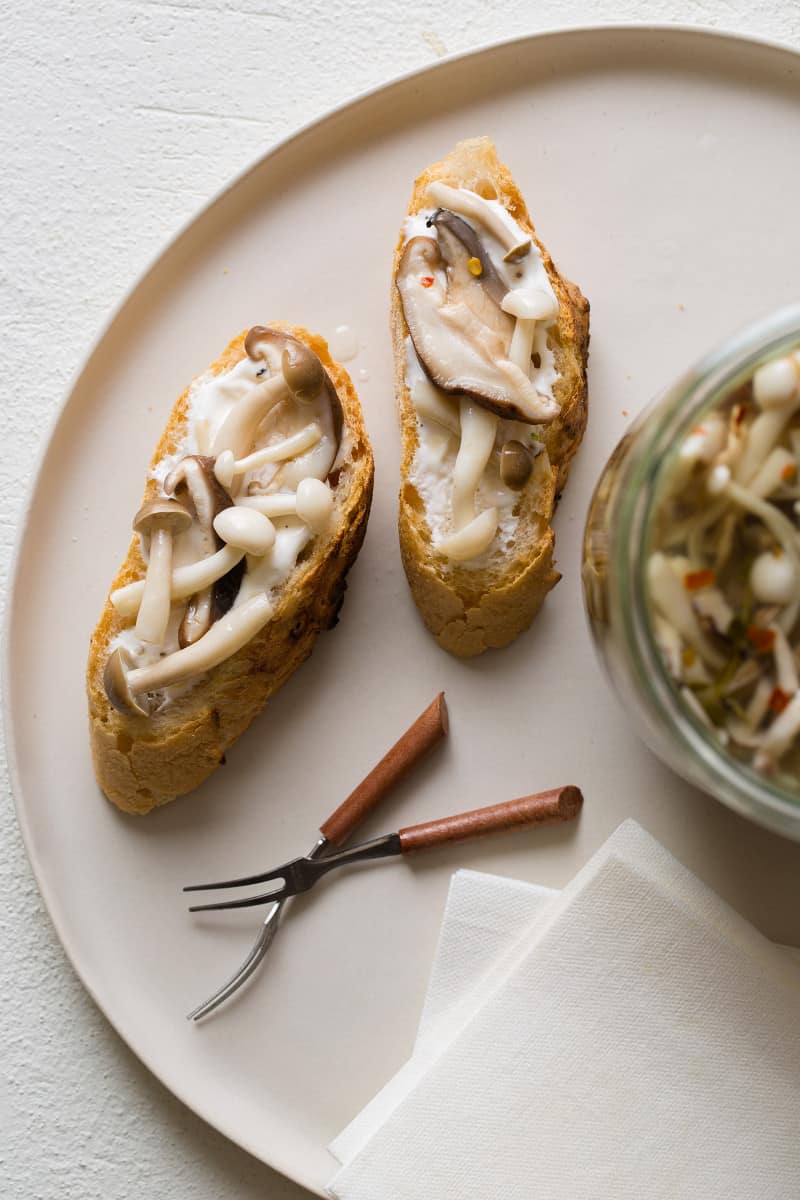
[
  {"x1": 244, "y1": 325, "x2": 272, "y2": 361},
  {"x1": 132, "y1": 498, "x2": 193, "y2": 537},
  {"x1": 164, "y1": 455, "x2": 233, "y2": 530},
  {"x1": 103, "y1": 647, "x2": 148, "y2": 716},
  {"x1": 245, "y1": 327, "x2": 344, "y2": 449},
  {"x1": 281, "y1": 342, "x2": 325, "y2": 402},
  {"x1": 500, "y1": 439, "x2": 534, "y2": 490},
  {"x1": 164, "y1": 456, "x2": 240, "y2": 648}
]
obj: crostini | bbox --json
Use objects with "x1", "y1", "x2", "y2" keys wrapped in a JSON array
[
  {"x1": 87, "y1": 324, "x2": 374, "y2": 814},
  {"x1": 392, "y1": 137, "x2": 589, "y2": 657}
]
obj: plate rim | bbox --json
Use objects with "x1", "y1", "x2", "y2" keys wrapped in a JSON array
[{"x1": 5, "y1": 22, "x2": 800, "y2": 1195}]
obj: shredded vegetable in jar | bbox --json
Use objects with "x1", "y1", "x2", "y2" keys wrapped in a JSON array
[{"x1": 647, "y1": 348, "x2": 800, "y2": 783}]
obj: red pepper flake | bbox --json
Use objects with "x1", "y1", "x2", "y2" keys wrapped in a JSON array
[
  {"x1": 684, "y1": 568, "x2": 716, "y2": 591},
  {"x1": 769, "y1": 687, "x2": 790, "y2": 715},
  {"x1": 733, "y1": 403, "x2": 748, "y2": 429},
  {"x1": 781, "y1": 462, "x2": 797, "y2": 482},
  {"x1": 420, "y1": 275, "x2": 434, "y2": 288},
  {"x1": 747, "y1": 625, "x2": 776, "y2": 654}
]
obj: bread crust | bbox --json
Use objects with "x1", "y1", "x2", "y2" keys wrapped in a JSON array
[
  {"x1": 393, "y1": 138, "x2": 589, "y2": 657},
  {"x1": 86, "y1": 324, "x2": 374, "y2": 814}
]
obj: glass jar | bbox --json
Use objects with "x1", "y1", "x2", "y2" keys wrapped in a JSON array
[{"x1": 582, "y1": 304, "x2": 800, "y2": 840}]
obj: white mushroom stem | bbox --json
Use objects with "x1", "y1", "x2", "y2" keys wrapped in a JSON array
[
  {"x1": 437, "y1": 508, "x2": 499, "y2": 562},
  {"x1": 426, "y1": 181, "x2": 531, "y2": 259},
  {"x1": 411, "y1": 376, "x2": 460, "y2": 436},
  {"x1": 734, "y1": 406, "x2": 800, "y2": 486},
  {"x1": 237, "y1": 478, "x2": 334, "y2": 534},
  {"x1": 647, "y1": 552, "x2": 725, "y2": 668},
  {"x1": 125, "y1": 594, "x2": 274, "y2": 696},
  {"x1": 111, "y1": 544, "x2": 244, "y2": 618},
  {"x1": 214, "y1": 423, "x2": 322, "y2": 488},
  {"x1": 210, "y1": 373, "x2": 288, "y2": 460},
  {"x1": 652, "y1": 613, "x2": 683, "y2": 679},
  {"x1": 135, "y1": 529, "x2": 173, "y2": 645},
  {"x1": 507, "y1": 318, "x2": 537, "y2": 374},
  {"x1": 680, "y1": 685, "x2": 718, "y2": 733},
  {"x1": 744, "y1": 676, "x2": 773, "y2": 727},
  {"x1": 691, "y1": 587, "x2": 734, "y2": 634},
  {"x1": 707, "y1": 466, "x2": 800, "y2": 633},
  {"x1": 679, "y1": 414, "x2": 728, "y2": 466},
  {"x1": 772, "y1": 626, "x2": 799, "y2": 695},
  {"x1": 746, "y1": 447, "x2": 796, "y2": 498},
  {"x1": 452, "y1": 398, "x2": 498, "y2": 531},
  {"x1": 755, "y1": 692, "x2": 800, "y2": 768}
]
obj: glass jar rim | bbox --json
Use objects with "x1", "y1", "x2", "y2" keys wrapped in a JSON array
[{"x1": 611, "y1": 303, "x2": 800, "y2": 838}]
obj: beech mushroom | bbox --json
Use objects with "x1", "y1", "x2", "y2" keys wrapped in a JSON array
[
  {"x1": 500, "y1": 440, "x2": 534, "y2": 490},
  {"x1": 437, "y1": 508, "x2": 499, "y2": 562},
  {"x1": 410, "y1": 375, "x2": 461, "y2": 436},
  {"x1": 164, "y1": 455, "x2": 234, "y2": 647},
  {"x1": 426, "y1": 181, "x2": 532, "y2": 261},
  {"x1": 501, "y1": 288, "x2": 557, "y2": 374},
  {"x1": 396, "y1": 236, "x2": 557, "y2": 424},
  {"x1": 111, "y1": 544, "x2": 245, "y2": 619},
  {"x1": 237, "y1": 477, "x2": 334, "y2": 534},
  {"x1": 218, "y1": 328, "x2": 343, "y2": 488},
  {"x1": 451, "y1": 399, "x2": 498, "y2": 532},
  {"x1": 213, "y1": 506, "x2": 276, "y2": 556},
  {"x1": 132, "y1": 498, "x2": 192, "y2": 645},
  {"x1": 212, "y1": 336, "x2": 327, "y2": 461},
  {"x1": 213, "y1": 423, "x2": 323, "y2": 490},
  {"x1": 103, "y1": 593, "x2": 274, "y2": 716}
]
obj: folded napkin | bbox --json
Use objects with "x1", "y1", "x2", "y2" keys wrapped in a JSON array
[
  {"x1": 328, "y1": 821, "x2": 800, "y2": 1199},
  {"x1": 330, "y1": 872, "x2": 556, "y2": 1166}
]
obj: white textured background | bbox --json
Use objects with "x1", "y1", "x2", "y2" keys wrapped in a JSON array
[{"x1": 2, "y1": 4, "x2": 799, "y2": 1198}]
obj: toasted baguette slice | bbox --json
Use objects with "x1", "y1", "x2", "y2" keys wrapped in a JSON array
[
  {"x1": 393, "y1": 137, "x2": 589, "y2": 657},
  {"x1": 87, "y1": 324, "x2": 374, "y2": 814}
]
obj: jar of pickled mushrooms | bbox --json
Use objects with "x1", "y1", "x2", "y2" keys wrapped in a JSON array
[{"x1": 583, "y1": 305, "x2": 800, "y2": 840}]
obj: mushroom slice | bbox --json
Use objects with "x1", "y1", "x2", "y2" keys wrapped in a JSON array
[
  {"x1": 164, "y1": 455, "x2": 236, "y2": 647},
  {"x1": 429, "y1": 208, "x2": 510, "y2": 313},
  {"x1": 397, "y1": 236, "x2": 557, "y2": 424}
]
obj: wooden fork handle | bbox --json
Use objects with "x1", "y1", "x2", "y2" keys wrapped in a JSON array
[
  {"x1": 320, "y1": 693, "x2": 449, "y2": 847},
  {"x1": 397, "y1": 785, "x2": 582, "y2": 852}
]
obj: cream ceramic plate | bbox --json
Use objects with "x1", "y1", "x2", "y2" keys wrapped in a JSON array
[{"x1": 7, "y1": 26, "x2": 800, "y2": 1196}]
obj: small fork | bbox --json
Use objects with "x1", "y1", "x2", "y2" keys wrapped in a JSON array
[
  {"x1": 186, "y1": 693, "x2": 449, "y2": 1020},
  {"x1": 185, "y1": 786, "x2": 584, "y2": 909}
]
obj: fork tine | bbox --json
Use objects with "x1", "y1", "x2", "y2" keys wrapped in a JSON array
[
  {"x1": 188, "y1": 881, "x2": 288, "y2": 912},
  {"x1": 187, "y1": 906, "x2": 283, "y2": 1021},
  {"x1": 183, "y1": 863, "x2": 290, "y2": 893}
]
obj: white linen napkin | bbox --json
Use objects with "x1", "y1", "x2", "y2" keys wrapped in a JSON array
[
  {"x1": 330, "y1": 872, "x2": 555, "y2": 1166},
  {"x1": 328, "y1": 821, "x2": 800, "y2": 1199}
]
